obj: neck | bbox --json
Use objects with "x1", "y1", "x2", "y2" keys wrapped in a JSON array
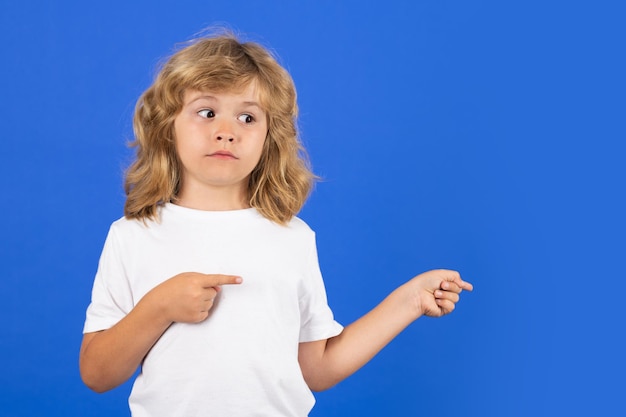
[{"x1": 174, "y1": 183, "x2": 249, "y2": 211}]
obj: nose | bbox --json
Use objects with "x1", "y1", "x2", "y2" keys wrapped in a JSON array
[
  {"x1": 216, "y1": 134, "x2": 234, "y2": 142},
  {"x1": 214, "y1": 119, "x2": 236, "y2": 143}
]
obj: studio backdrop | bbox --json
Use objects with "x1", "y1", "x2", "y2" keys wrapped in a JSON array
[{"x1": 1, "y1": 1, "x2": 624, "y2": 416}]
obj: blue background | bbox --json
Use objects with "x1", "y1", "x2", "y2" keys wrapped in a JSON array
[{"x1": 1, "y1": 1, "x2": 624, "y2": 416}]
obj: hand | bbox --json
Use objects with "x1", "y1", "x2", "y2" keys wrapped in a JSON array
[
  {"x1": 405, "y1": 269, "x2": 473, "y2": 318},
  {"x1": 145, "y1": 272, "x2": 242, "y2": 324}
]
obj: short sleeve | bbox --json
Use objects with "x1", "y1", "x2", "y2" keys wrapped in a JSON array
[
  {"x1": 298, "y1": 233, "x2": 343, "y2": 343},
  {"x1": 83, "y1": 225, "x2": 134, "y2": 333}
]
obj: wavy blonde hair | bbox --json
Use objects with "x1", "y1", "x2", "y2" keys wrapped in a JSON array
[{"x1": 124, "y1": 33, "x2": 315, "y2": 224}]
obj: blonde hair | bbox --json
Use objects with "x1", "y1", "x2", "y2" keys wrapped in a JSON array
[{"x1": 124, "y1": 33, "x2": 315, "y2": 224}]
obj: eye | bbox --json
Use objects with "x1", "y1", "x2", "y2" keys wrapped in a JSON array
[
  {"x1": 238, "y1": 113, "x2": 254, "y2": 123},
  {"x1": 197, "y1": 109, "x2": 215, "y2": 118}
]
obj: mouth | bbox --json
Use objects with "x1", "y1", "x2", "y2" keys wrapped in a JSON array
[{"x1": 208, "y1": 151, "x2": 238, "y2": 160}]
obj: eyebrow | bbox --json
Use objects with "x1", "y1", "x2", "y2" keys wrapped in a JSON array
[
  {"x1": 241, "y1": 101, "x2": 262, "y2": 109},
  {"x1": 187, "y1": 95, "x2": 263, "y2": 110}
]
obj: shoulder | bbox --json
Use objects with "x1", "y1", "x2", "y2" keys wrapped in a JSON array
[
  {"x1": 244, "y1": 214, "x2": 317, "y2": 250},
  {"x1": 109, "y1": 215, "x2": 153, "y2": 233},
  {"x1": 282, "y1": 215, "x2": 318, "y2": 241},
  {"x1": 286, "y1": 215, "x2": 313, "y2": 233},
  {"x1": 276, "y1": 215, "x2": 318, "y2": 250},
  {"x1": 105, "y1": 215, "x2": 157, "y2": 245}
]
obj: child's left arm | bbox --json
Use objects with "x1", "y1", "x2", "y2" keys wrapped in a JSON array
[{"x1": 298, "y1": 269, "x2": 473, "y2": 391}]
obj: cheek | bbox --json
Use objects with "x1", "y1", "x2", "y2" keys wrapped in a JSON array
[
  {"x1": 250, "y1": 129, "x2": 268, "y2": 154},
  {"x1": 175, "y1": 126, "x2": 204, "y2": 155},
  {"x1": 248, "y1": 135, "x2": 268, "y2": 170}
]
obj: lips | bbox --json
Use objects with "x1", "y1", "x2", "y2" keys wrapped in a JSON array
[{"x1": 208, "y1": 150, "x2": 238, "y2": 159}]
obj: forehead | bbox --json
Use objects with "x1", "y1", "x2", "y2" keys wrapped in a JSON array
[{"x1": 183, "y1": 79, "x2": 267, "y2": 107}]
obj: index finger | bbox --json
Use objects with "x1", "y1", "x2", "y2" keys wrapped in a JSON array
[
  {"x1": 442, "y1": 275, "x2": 474, "y2": 292},
  {"x1": 457, "y1": 279, "x2": 473, "y2": 292},
  {"x1": 202, "y1": 274, "x2": 243, "y2": 288}
]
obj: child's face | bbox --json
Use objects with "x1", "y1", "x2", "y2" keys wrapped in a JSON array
[{"x1": 173, "y1": 82, "x2": 268, "y2": 207}]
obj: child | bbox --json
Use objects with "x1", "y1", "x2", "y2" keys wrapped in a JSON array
[{"x1": 80, "y1": 32, "x2": 473, "y2": 417}]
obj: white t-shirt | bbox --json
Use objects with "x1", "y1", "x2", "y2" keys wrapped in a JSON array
[{"x1": 84, "y1": 203, "x2": 343, "y2": 417}]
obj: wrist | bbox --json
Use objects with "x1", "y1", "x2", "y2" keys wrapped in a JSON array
[
  {"x1": 389, "y1": 282, "x2": 423, "y2": 322},
  {"x1": 138, "y1": 289, "x2": 174, "y2": 329}
]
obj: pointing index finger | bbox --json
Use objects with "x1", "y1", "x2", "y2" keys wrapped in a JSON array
[
  {"x1": 448, "y1": 271, "x2": 473, "y2": 292},
  {"x1": 441, "y1": 274, "x2": 474, "y2": 293},
  {"x1": 458, "y1": 279, "x2": 473, "y2": 292},
  {"x1": 203, "y1": 274, "x2": 243, "y2": 288}
]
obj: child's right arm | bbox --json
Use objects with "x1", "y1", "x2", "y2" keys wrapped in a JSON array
[{"x1": 79, "y1": 272, "x2": 242, "y2": 392}]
